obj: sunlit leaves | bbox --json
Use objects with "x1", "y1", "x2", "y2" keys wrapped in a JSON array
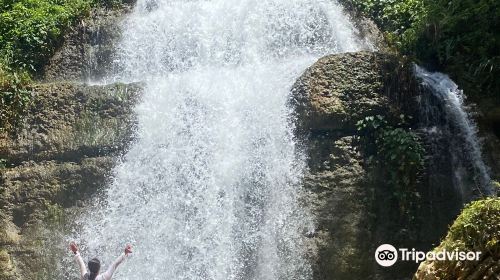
[{"x1": 0, "y1": 0, "x2": 91, "y2": 72}]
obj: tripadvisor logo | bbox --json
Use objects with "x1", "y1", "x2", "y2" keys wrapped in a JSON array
[
  {"x1": 375, "y1": 244, "x2": 398, "y2": 267},
  {"x1": 375, "y1": 244, "x2": 482, "y2": 267}
]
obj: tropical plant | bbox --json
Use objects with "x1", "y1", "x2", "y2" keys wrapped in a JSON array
[
  {"x1": 356, "y1": 115, "x2": 425, "y2": 213},
  {"x1": 0, "y1": 61, "x2": 32, "y2": 133},
  {"x1": 344, "y1": 0, "x2": 500, "y2": 98}
]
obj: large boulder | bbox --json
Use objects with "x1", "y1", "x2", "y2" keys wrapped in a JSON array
[
  {"x1": 291, "y1": 51, "x2": 440, "y2": 279},
  {"x1": 292, "y1": 51, "x2": 417, "y2": 132}
]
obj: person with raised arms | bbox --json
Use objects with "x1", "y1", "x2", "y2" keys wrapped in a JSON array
[{"x1": 70, "y1": 242, "x2": 132, "y2": 280}]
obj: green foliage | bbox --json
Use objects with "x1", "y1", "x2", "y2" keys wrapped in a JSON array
[
  {"x1": 0, "y1": 61, "x2": 33, "y2": 132},
  {"x1": 442, "y1": 197, "x2": 500, "y2": 255},
  {"x1": 345, "y1": 0, "x2": 500, "y2": 98},
  {"x1": 44, "y1": 202, "x2": 65, "y2": 223},
  {"x1": 0, "y1": 0, "x2": 92, "y2": 72},
  {"x1": 346, "y1": 0, "x2": 428, "y2": 50},
  {"x1": 377, "y1": 128, "x2": 424, "y2": 189},
  {"x1": 0, "y1": 0, "x2": 127, "y2": 132},
  {"x1": 355, "y1": 114, "x2": 388, "y2": 155},
  {"x1": 357, "y1": 115, "x2": 425, "y2": 212},
  {"x1": 423, "y1": 0, "x2": 500, "y2": 98},
  {"x1": 0, "y1": 0, "x2": 93, "y2": 132}
]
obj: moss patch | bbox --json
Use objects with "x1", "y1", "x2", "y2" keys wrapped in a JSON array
[
  {"x1": 0, "y1": 82, "x2": 141, "y2": 164},
  {"x1": 0, "y1": 249, "x2": 16, "y2": 279},
  {"x1": 291, "y1": 51, "x2": 418, "y2": 133},
  {"x1": 415, "y1": 197, "x2": 500, "y2": 279},
  {"x1": 441, "y1": 198, "x2": 500, "y2": 254}
]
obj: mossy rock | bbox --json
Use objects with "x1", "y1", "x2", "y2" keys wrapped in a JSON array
[
  {"x1": 291, "y1": 51, "x2": 418, "y2": 133},
  {"x1": 295, "y1": 51, "x2": 456, "y2": 279},
  {"x1": 0, "y1": 82, "x2": 142, "y2": 164},
  {"x1": 0, "y1": 219, "x2": 19, "y2": 246},
  {"x1": 43, "y1": 7, "x2": 133, "y2": 82},
  {"x1": 1, "y1": 158, "x2": 114, "y2": 227},
  {"x1": 0, "y1": 249, "x2": 16, "y2": 280},
  {"x1": 414, "y1": 197, "x2": 500, "y2": 280},
  {"x1": 0, "y1": 81, "x2": 141, "y2": 279}
]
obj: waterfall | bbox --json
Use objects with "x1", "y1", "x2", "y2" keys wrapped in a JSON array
[
  {"x1": 65, "y1": 0, "x2": 369, "y2": 279},
  {"x1": 415, "y1": 65, "x2": 492, "y2": 200}
]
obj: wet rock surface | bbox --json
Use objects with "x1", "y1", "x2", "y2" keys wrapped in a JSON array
[
  {"x1": 0, "y1": 82, "x2": 141, "y2": 279},
  {"x1": 43, "y1": 7, "x2": 132, "y2": 82},
  {"x1": 293, "y1": 51, "x2": 463, "y2": 279},
  {"x1": 292, "y1": 51, "x2": 417, "y2": 133},
  {"x1": 0, "y1": 82, "x2": 141, "y2": 164},
  {"x1": 337, "y1": 0, "x2": 390, "y2": 53}
]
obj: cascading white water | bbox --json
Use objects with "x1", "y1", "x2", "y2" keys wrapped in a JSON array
[
  {"x1": 415, "y1": 65, "x2": 492, "y2": 198},
  {"x1": 67, "y1": 1, "x2": 369, "y2": 279}
]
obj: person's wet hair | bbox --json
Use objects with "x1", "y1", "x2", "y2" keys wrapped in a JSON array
[{"x1": 88, "y1": 258, "x2": 101, "y2": 280}]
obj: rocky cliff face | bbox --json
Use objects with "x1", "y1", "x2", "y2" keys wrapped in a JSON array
[
  {"x1": 292, "y1": 51, "x2": 467, "y2": 279},
  {"x1": 0, "y1": 4, "x2": 140, "y2": 278},
  {"x1": 43, "y1": 7, "x2": 130, "y2": 82},
  {"x1": 0, "y1": 82, "x2": 141, "y2": 279}
]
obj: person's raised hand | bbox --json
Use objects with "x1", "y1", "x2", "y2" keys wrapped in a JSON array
[
  {"x1": 124, "y1": 244, "x2": 132, "y2": 255},
  {"x1": 70, "y1": 242, "x2": 78, "y2": 254}
]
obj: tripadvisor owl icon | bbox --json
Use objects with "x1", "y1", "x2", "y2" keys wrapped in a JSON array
[{"x1": 375, "y1": 244, "x2": 398, "y2": 267}]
